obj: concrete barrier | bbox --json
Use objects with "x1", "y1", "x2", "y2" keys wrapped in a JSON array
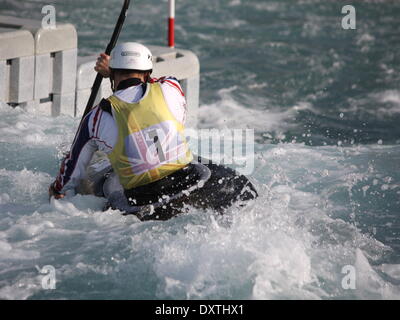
[
  {"x1": 33, "y1": 24, "x2": 77, "y2": 116},
  {"x1": 0, "y1": 29, "x2": 35, "y2": 105},
  {"x1": 0, "y1": 15, "x2": 77, "y2": 116}
]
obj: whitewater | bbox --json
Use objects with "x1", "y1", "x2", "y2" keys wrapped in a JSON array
[{"x1": 0, "y1": 0, "x2": 400, "y2": 299}]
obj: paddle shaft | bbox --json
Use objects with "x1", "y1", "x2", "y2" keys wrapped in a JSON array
[{"x1": 79, "y1": 0, "x2": 130, "y2": 126}]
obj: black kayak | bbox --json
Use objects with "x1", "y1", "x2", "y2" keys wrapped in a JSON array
[{"x1": 78, "y1": 155, "x2": 258, "y2": 221}]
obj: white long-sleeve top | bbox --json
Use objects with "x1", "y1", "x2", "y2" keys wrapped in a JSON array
[{"x1": 54, "y1": 77, "x2": 187, "y2": 193}]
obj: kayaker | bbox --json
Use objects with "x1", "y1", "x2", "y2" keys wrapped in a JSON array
[
  {"x1": 49, "y1": 41, "x2": 192, "y2": 196},
  {"x1": 48, "y1": 42, "x2": 257, "y2": 219}
]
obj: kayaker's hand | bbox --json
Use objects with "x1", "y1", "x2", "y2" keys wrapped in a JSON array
[
  {"x1": 95, "y1": 53, "x2": 111, "y2": 78},
  {"x1": 48, "y1": 182, "x2": 65, "y2": 201}
]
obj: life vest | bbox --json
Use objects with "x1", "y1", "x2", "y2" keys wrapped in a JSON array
[{"x1": 107, "y1": 82, "x2": 193, "y2": 190}]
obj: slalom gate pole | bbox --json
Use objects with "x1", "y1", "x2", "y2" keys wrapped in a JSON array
[{"x1": 168, "y1": 0, "x2": 175, "y2": 48}]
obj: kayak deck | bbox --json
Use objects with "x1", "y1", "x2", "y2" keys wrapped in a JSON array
[{"x1": 78, "y1": 153, "x2": 258, "y2": 220}]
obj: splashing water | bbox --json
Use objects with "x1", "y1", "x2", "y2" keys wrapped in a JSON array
[{"x1": 1, "y1": 0, "x2": 400, "y2": 299}]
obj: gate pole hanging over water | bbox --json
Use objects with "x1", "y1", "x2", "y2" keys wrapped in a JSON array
[{"x1": 168, "y1": 0, "x2": 175, "y2": 48}]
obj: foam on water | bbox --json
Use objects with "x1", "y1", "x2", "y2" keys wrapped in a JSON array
[
  {"x1": 1, "y1": 0, "x2": 400, "y2": 300},
  {"x1": 0, "y1": 105, "x2": 399, "y2": 299},
  {"x1": 197, "y1": 86, "x2": 304, "y2": 143}
]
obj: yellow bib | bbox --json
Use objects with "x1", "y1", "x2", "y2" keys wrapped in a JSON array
[{"x1": 107, "y1": 82, "x2": 193, "y2": 190}]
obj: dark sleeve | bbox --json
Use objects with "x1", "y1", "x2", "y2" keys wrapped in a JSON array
[{"x1": 53, "y1": 111, "x2": 94, "y2": 192}]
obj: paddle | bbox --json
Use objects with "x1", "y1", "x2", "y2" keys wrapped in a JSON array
[
  {"x1": 78, "y1": 0, "x2": 131, "y2": 125},
  {"x1": 49, "y1": 0, "x2": 130, "y2": 200}
]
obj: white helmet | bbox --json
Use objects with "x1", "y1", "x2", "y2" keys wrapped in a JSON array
[{"x1": 110, "y1": 42, "x2": 153, "y2": 71}]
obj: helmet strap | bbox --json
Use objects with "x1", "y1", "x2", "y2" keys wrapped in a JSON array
[{"x1": 110, "y1": 70, "x2": 116, "y2": 92}]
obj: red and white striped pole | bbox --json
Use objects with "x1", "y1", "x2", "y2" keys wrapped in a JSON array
[{"x1": 168, "y1": 0, "x2": 175, "y2": 48}]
